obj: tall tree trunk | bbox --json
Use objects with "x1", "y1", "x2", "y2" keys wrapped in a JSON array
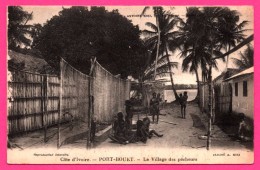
[
  {"x1": 154, "y1": 11, "x2": 160, "y2": 80},
  {"x1": 165, "y1": 48, "x2": 179, "y2": 101},
  {"x1": 207, "y1": 45, "x2": 214, "y2": 150},
  {"x1": 194, "y1": 68, "x2": 200, "y2": 102},
  {"x1": 192, "y1": 42, "x2": 200, "y2": 102},
  {"x1": 225, "y1": 45, "x2": 231, "y2": 71}
]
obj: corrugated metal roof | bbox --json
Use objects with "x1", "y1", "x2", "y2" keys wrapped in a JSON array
[{"x1": 224, "y1": 67, "x2": 254, "y2": 81}]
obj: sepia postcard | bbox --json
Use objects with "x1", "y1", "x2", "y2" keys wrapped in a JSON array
[{"x1": 7, "y1": 5, "x2": 254, "y2": 164}]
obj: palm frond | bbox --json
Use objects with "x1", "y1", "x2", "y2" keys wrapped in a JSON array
[
  {"x1": 236, "y1": 20, "x2": 249, "y2": 30},
  {"x1": 232, "y1": 44, "x2": 254, "y2": 70},
  {"x1": 144, "y1": 61, "x2": 178, "y2": 78},
  {"x1": 143, "y1": 36, "x2": 158, "y2": 47},
  {"x1": 162, "y1": 18, "x2": 179, "y2": 33},
  {"x1": 146, "y1": 54, "x2": 169, "y2": 69},
  {"x1": 142, "y1": 29, "x2": 157, "y2": 38},
  {"x1": 145, "y1": 22, "x2": 158, "y2": 32}
]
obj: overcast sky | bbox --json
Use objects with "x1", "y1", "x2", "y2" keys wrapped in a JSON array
[{"x1": 22, "y1": 6, "x2": 254, "y2": 84}]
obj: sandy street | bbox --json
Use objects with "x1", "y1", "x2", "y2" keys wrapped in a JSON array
[{"x1": 59, "y1": 103, "x2": 252, "y2": 151}]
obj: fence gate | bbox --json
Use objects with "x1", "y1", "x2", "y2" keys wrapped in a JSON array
[{"x1": 214, "y1": 83, "x2": 232, "y2": 120}]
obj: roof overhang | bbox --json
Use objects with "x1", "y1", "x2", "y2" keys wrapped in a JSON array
[{"x1": 224, "y1": 67, "x2": 254, "y2": 82}]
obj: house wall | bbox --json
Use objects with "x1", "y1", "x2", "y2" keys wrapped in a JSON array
[{"x1": 231, "y1": 75, "x2": 254, "y2": 118}]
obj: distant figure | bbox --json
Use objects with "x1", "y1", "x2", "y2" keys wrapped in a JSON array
[
  {"x1": 238, "y1": 113, "x2": 247, "y2": 140},
  {"x1": 178, "y1": 93, "x2": 183, "y2": 118},
  {"x1": 150, "y1": 92, "x2": 160, "y2": 123},
  {"x1": 157, "y1": 93, "x2": 162, "y2": 102},
  {"x1": 157, "y1": 93, "x2": 163, "y2": 111},
  {"x1": 182, "y1": 91, "x2": 188, "y2": 119}
]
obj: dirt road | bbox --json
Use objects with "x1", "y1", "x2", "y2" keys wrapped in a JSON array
[{"x1": 94, "y1": 103, "x2": 252, "y2": 151}]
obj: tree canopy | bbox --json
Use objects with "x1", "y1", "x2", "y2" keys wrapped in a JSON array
[
  {"x1": 232, "y1": 44, "x2": 254, "y2": 70},
  {"x1": 8, "y1": 6, "x2": 33, "y2": 49},
  {"x1": 33, "y1": 6, "x2": 147, "y2": 78}
]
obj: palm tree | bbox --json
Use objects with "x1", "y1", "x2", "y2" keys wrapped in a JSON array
[
  {"x1": 8, "y1": 6, "x2": 33, "y2": 49},
  {"x1": 174, "y1": 7, "x2": 248, "y2": 149},
  {"x1": 200, "y1": 7, "x2": 248, "y2": 150},
  {"x1": 141, "y1": 7, "x2": 166, "y2": 81},
  {"x1": 180, "y1": 44, "x2": 219, "y2": 100},
  {"x1": 143, "y1": 54, "x2": 178, "y2": 81},
  {"x1": 177, "y1": 7, "x2": 205, "y2": 101},
  {"x1": 177, "y1": 7, "x2": 221, "y2": 101},
  {"x1": 216, "y1": 8, "x2": 249, "y2": 70},
  {"x1": 142, "y1": 9, "x2": 180, "y2": 100},
  {"x1": 232, "y1": 44, "x2": 253, "y2": 70}
]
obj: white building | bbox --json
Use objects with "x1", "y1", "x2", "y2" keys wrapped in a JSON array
[{"x1": 225, "y1": 67, "x2": 254, "y2": 119}]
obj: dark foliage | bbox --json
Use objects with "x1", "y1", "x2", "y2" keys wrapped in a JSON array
[
  {"x1": 8, "y1": 6, "x2": 33, "y2": 49},
  {"x1": 33, "y1": 6, "x2": 147, "y2": 78}
]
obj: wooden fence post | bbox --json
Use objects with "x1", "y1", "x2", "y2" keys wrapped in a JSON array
[
  {"x1": 87, "y1": 57, "x2": 96, "y2": 149},
  {"x1": 41, "y1": 75, "x2": 45, "y2": 139},
  {"x1": 44, "y1": 74, "x2": 48, "y2": 143},
  {"x1": 58, "y1": 59, "x2": 63, "y2": 148},
  {"x1": 207, "y1": 45, "x2": 213, "y2": 150}
]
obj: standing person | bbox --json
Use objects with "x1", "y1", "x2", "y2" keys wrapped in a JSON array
[
  {"x1": 150, "y1": 92, "x2": 160, "y2": 123},
  {"x1": 182, "y1": 91, "x2": 188, "y2": 119},
  {"x1": 178, "y1": 93, "x2": 183, "y2": 118},
  {"x1": 157, "y1": 93, "x2": 162, "y2": 112}
]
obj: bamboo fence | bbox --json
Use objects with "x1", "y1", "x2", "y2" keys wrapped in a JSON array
[{"x1": 8, "y1": 59, "x2": 131, "y2": 138}]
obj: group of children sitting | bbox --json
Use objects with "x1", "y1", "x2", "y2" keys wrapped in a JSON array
[{"x1": 109, "y1": 112, "x2": 163, "y2": 144}]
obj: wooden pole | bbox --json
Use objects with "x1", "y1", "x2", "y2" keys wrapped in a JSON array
[
  {"x1": 207, "y1": 38, "x2": 214, "y2": 150},
  {"x1": 44, "y1": 74, "x2": 48, "y2": 143},
  {"x1": 58, "y1": 59, "x2": 63, "y2": 148},
  {"x1": 87, "y1": 80, "x2": 92, "y2": 149},
  {"x1": 41, "y1": 75, "x2": 45, "y2": 141},
  {"x1": 206, "y1": 63, "x2": 213, "y2": 150},
  {"x1": 154, "y1": 8, "x2": 160, "y2": 80},
  {"x1": 87, "y1": 57, "x2": 96, "y2": 149}
]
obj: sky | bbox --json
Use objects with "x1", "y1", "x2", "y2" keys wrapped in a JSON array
[{"x1": 22, "y1": 6, "x2": 254, "y2": 85}]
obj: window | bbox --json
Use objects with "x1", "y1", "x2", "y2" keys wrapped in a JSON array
[
  {"x1": 235, "y1": 82, "x2": 238, "y2": 96},
  {"x1": 243, "y1": 81, "x2": 248, "y2": 97}
]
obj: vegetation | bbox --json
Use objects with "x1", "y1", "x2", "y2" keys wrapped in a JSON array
[
  {"x1": 142, "y1": 8, "x2": 180, "y2": 99},
  {"x1": 232, "y1": 44, "x2": 254, "y2": 70},
  {"x1": 8, "y1": 6, "x2": 33, "y2": 49},
  {"x1": 33, "y1": 6, "x2": 147, "y2": 79},
  {"x1": 176, "y1": 7, "x2": 248, "y2": 101},
  {"x1": 9, "y1": 6, "x2": 251, "y2": 96}
]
